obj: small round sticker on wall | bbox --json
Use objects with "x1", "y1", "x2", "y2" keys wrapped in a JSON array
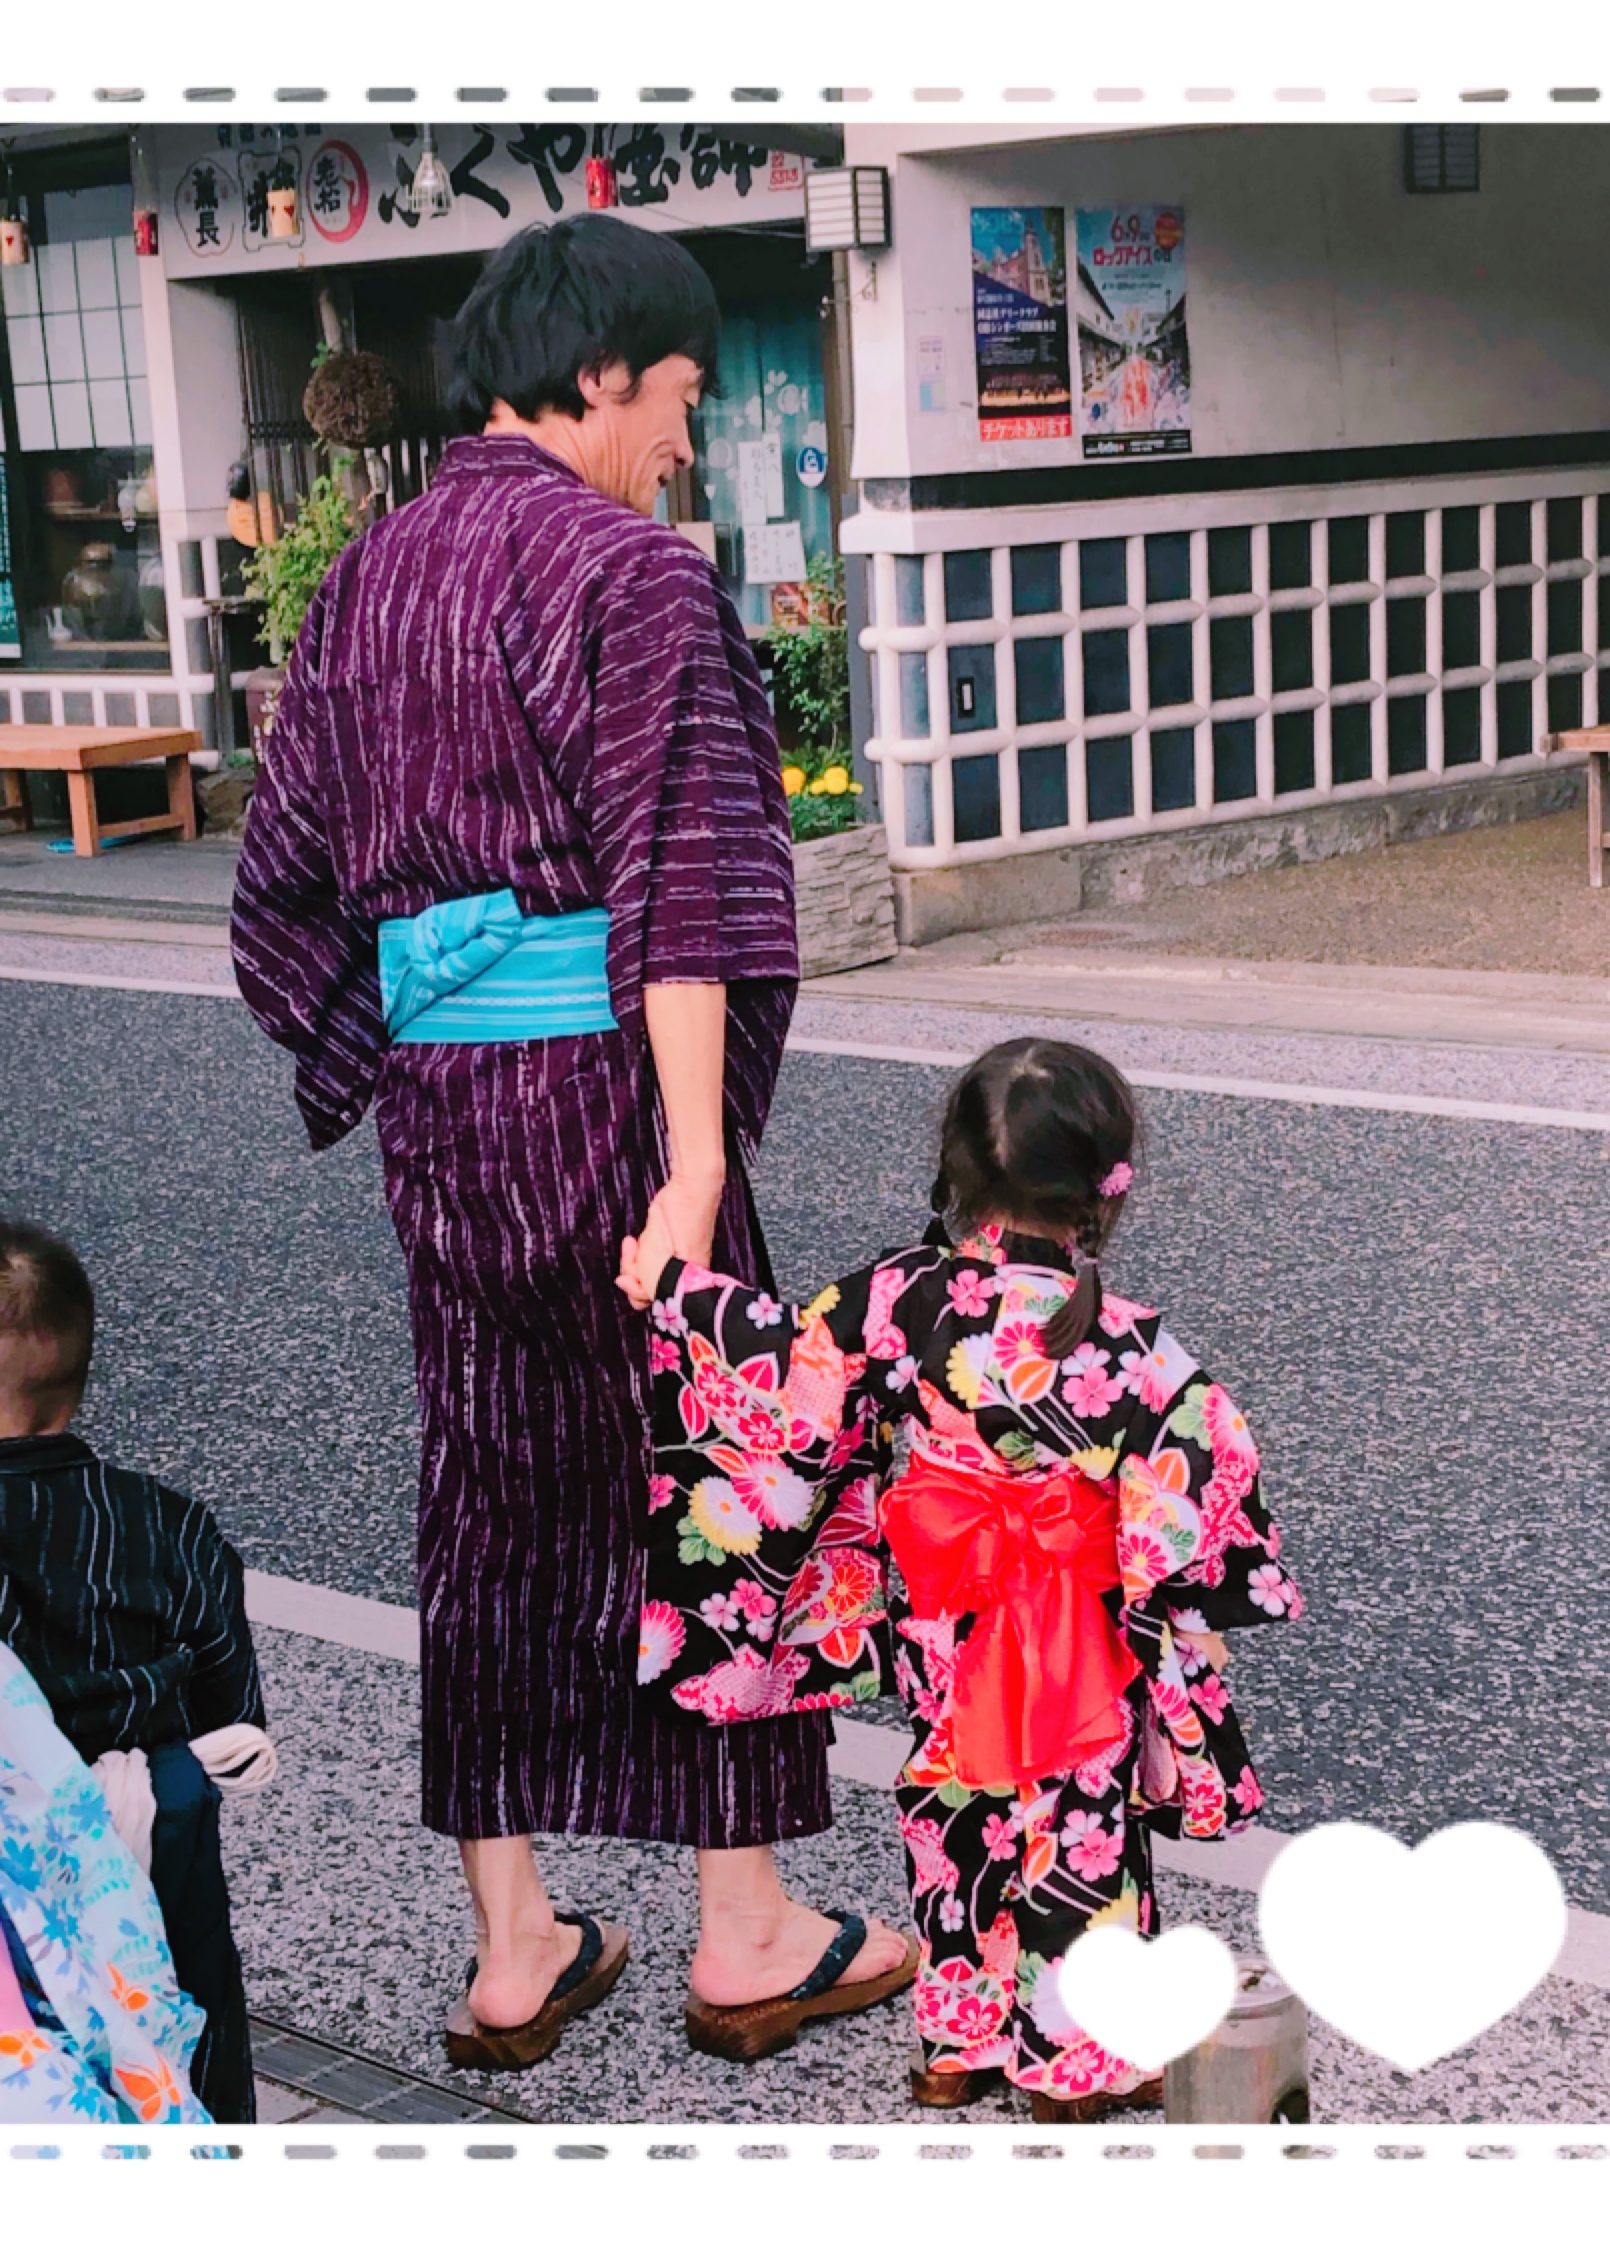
[{"x1": 795, "y1": 444, "x2": 828, "y2": 490}]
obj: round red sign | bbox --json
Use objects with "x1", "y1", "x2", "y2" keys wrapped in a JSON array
[{"x1": 306, "y1": 141, "x2": 370, "y2": 246}]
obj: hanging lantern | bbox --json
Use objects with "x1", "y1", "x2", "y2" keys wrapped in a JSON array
[
  {"x1": 586, "y1": 156, "x2": 619, "y2": 210},
  {"x1": 405, "y1": 126, "x2": 452, "y2": 219},
  {"x1": 130, "y1": 129, "x2": 158, "y2": 257},
  {"x1": 267, "y1": 183, "x2": 299, "y2": 240},
  {"x1": 0, "y1": 147, "x2": 26, "y2": 266}
]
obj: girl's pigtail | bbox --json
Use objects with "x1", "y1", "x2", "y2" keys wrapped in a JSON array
[{"x1": 1040, "y1": 1257, "x2": 1098, "y2": 1362}]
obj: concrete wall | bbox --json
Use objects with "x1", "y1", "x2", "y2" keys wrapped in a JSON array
[
  {"x1": 892, "y1": 762, "x2": 1586, "y2": 945},
  {"x1": 844, "y1": 125, "x2": 1610, "y2": 482}
]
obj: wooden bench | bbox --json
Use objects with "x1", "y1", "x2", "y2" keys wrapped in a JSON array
[
  {"x1": 1540, "y1": 727, "x2": 1610, "y2": 888},
  {"x1": 0, "y1": 726, "x2": 200, "y2": 858}
]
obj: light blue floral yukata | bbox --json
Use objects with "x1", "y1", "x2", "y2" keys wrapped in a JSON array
[{"x1": 0, "y1": 1643, "x2": 210, "y2": 2123}]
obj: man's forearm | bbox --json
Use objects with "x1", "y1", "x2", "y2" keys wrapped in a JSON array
[{"x1": 643, "y1": 981, "x2": 727, "y2": 1185}]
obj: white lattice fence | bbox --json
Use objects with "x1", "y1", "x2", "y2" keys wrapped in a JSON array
[{"x1": 851, "y1": 471, "x2": 1607, "y2": 869}]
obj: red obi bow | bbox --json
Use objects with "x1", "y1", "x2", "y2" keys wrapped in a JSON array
[{"x1": 881, "y1": 1452, "x2": 1142, "y2": 1788}]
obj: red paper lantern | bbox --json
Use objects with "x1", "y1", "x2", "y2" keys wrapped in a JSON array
[
  {"x1": 586, "y1": 157, "x2": 618, "y2": 210},
  {"x1": 133, "y1": 208, "x2": 158, "y2": 257},
  {"x1": 0, "y1": 214, "x2": 29, "y2": 268}
]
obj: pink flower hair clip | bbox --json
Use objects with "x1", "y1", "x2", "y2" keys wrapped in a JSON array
[{"x1": 1098, "y1": 1161, "x2": 1135, "y2": 1199}]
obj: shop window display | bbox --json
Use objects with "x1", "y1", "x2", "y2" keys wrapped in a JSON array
[
  {"x1": 686, "y1": 291, "x2": 833, "y2": 634},
  {"x1": 0, "y1": 178, "x2": 168, "y2": 670}
]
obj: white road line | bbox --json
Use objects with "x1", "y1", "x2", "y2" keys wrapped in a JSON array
[
  {"x1": 788, "y1": 1034, "x2": 1610, "y2": 1134},
  {"x1": 243, "y1": 1566, "x2": 1610, "y2": 1991},
  {"x1": 244, "y1": 1569, "x2": 419, "y2": 1663},
  {"x1": 5, "y1": 963, "x2": 1610, "y2": 1129},
  {"x1": 0, "y1": 963, "x2": 233, "y2": 998}
]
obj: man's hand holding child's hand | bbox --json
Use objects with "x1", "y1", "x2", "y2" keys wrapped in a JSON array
[
  {"x1": 616, "y1": 1204, "x2": 676, "y2": 1313},
  {"x1": 616, "y1": 1237, "x2": 650, "y2": 1311}
]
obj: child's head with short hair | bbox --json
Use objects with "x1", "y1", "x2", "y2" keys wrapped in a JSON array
[
  {"x1": 0, "y1": 1221, "x2": 95, "y2": 1438},
  {"x1": 931, "y1": 1040, "x2": 1137, "y2": 1352}
]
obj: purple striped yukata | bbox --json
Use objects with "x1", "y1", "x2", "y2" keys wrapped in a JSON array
[{"x1": 230, "y1": 434, "x2": 830, "y2": 1845}]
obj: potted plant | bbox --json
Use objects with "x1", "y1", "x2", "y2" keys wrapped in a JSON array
[
  {"x1": 194, "y1": 473, "x2": 359, "y2": 838},
  {"x1": 201, "y1": 340, "x2": 397, "y2": 837},
  {"x1": 766, "y1": 556, "x2": 897, "y2": 977},
  {"x1": 242, "y1": 471, "x2": 357, "y2": 673}
]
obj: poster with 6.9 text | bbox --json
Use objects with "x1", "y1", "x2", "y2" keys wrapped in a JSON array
[{"x1": 1074, "y1": 205, "x2": 1192, "y2": 458}]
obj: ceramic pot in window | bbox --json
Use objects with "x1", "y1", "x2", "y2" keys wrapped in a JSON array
[{"x1": 62, "y1": 544, "x2": 121, "y2": 640}]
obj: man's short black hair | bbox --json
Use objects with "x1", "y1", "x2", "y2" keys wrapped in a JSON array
[
  {"x1": 446, "y1": 213, "x2": 722, "y2": 429},
  {"x1": 0, "y1": 1220, "x2": 95, "y2": 1406}
]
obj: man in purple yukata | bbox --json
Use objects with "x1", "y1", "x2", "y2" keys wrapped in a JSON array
[{"x1": 230, "y1": 216, "x2": 912, "y2": 2070}]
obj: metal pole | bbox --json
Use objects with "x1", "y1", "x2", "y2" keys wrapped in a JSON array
[{"x1": 206, "y1": 601, "x2": 236, "y2": 758}]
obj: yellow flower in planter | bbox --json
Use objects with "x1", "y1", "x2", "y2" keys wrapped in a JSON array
[
  {"x1": 781, "y1": 765, "x2": 807, "y2": 797},
  {"x1": 819, "y1": 765, "x2": 851, "y2": 795}
]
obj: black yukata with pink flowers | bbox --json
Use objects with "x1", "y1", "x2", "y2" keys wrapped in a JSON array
[{"x1": 639, "y1": 1224, "x2": 1302, "y2": 2095}]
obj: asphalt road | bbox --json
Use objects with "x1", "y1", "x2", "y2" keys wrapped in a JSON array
[{"x1": 2, "y1": 977, "x2": 1608, "y2": 1920}]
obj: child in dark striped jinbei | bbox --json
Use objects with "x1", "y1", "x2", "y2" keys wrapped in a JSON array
[
  {"x1": 620, "y1": 1037, "x2": 1303, "y2": 2116},
  {"x1": 0, "y1": 1220, "x2": 276, "y2": 2123}
]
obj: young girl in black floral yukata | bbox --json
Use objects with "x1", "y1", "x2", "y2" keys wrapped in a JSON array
[{"x1": 619, "y1": 1038, "x2": 1303, "y2": 2121}]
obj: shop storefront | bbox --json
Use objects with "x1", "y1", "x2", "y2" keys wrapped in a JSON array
[
  {"x1": 0, "y1": 119, "x2": 850, "y2": 763},
  {"x1": 0, "y1": 137, "x2": 167, "y2": 691}
]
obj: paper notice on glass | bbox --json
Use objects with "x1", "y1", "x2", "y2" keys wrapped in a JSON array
[
  {"x1": 737, "y1": 433, "x2": 785, "y2": 524},
  {"x1": 744, "y1": 520, "x2": 808, "y2": 584}
]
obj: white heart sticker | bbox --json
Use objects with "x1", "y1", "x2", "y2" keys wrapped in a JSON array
[
  {"x1": 1258, "y1": 1820, "x2": 1567, "y2": 2073},
  {"x1": 1055, "y1": 1924, "x2": 1239, "y2": 2072}
]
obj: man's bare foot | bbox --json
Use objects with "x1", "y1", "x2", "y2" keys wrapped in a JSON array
[
  {"x1": 469, "y1": 1918, "x2": 584, "y2": 2031},
  {"x1": 689, "y1": 1897, "x2": 910, "y2": 2009}
]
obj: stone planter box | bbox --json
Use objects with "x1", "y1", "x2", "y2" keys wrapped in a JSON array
[
  {"x1": 195, "y1": 766, "x2": 257, "y2": 839},
  {"x1": 793, "y1": 820, "x2": 899, "y2": 979}
]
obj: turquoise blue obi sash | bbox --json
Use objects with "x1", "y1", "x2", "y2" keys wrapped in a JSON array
[{"x1": 377, "y1": 892, "x2": 619, "y2": 1044}]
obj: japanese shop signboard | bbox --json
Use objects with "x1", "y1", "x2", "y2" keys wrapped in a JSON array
[{"x1": 159, "y1": 123, "x2": 810, "y2": 274}]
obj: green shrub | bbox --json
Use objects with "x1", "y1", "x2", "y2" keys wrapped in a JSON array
[
  {"x1": 242, "y1": 474, "x2": 357, "y2": 665},
  {"x1": 763, "y1": 556, "x2": 865, "y2": 841}
]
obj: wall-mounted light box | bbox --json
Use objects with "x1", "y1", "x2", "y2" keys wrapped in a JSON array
[{"x1": 804, "y1": 166, "x2": 892, "y2": 252}]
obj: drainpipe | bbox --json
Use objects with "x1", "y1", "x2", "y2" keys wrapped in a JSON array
[{"x1": 825, "y1": 249, "x2": 877, "y2": 811}]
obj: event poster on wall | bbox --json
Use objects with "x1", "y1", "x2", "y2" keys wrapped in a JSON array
[
  {"x1": 970, "y1": 207, "x2": 1073, "y2": 442},
  {"x1": 1074, "y1": 205, "x2": 1192, "y2": 458},
  {"x1": 0, "y1": 462, "x2": 18, "y2": 661}
]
